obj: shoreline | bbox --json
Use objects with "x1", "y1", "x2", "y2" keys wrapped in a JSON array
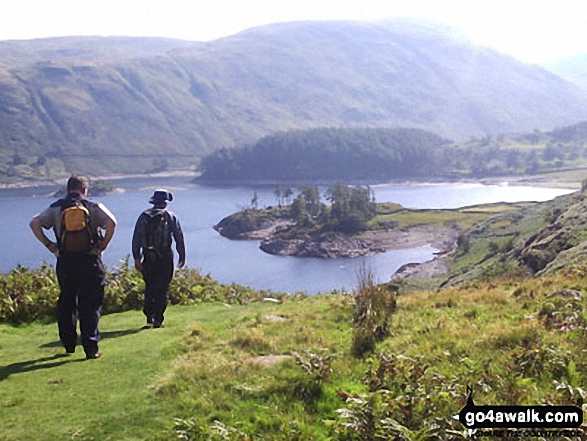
[
  {"x1": 0, "y1": 170, "x2": 197, "y2": 191},
  {"x1": 197, "y1": 172, "x2": 581, "y2": 191},
  {"x1": 215, "y1": 212, "x2": 461, "y2": 278},
  {"x1": 0, "y1": 169, "x2": 579, "y2": 193}
]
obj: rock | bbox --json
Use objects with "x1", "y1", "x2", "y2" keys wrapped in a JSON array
[
  {"x1": 547, "y1": 289, "x2": 583, "y2": 300},
  {"x1": 260, "y1": 232, "x2": 380, "y2": 258},
  {"x1": 250, "y1": 355, "x2": 292, "y2": 367},
  {"x1": 263, "y1": 315, "x2": 286, "y2": 322}
]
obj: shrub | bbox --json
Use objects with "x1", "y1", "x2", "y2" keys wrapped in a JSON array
[
  {"x1": 334, "y1": 353, "x2": 465, "y2": 440},
  {"x1": 0, "y1": 264, "x2": 59, "y2": 323},
  {"x1": 0, "y1": 260, "x2": 287, "y2": 324},
  {"x1": 351, "y1": 265, "x2": 397, "y2": 357}
]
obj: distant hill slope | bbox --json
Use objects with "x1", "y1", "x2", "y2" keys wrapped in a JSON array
[
  {"x1": 0, "y1": 36, "x2": 197, "y2": 67},
  {"x1": 546, "y1": 52, "x2": 587, "y2": 90},
  {"x1": 2, "y1": 20, "x2": 587, "y2": 178}
]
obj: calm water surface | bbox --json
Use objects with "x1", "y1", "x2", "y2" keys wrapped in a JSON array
[{"x1": 3, "y1": 177, "x2": 575, "y2": 294}]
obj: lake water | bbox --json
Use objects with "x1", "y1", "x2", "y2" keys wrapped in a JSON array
[{"x1": 3, "y1": 177, "x2": 575, "y2": 294}]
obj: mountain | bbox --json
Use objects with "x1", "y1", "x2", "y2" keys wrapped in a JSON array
[
  {"x1": 2, "y1": 20, "x2": 587, "y2": 178},
  {"x1": 546, "y1": 52, "x2": 587, "y2": 90}
]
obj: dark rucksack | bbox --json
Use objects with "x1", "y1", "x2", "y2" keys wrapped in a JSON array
[
  {"x1": 143, "y1": 209, "x2": 172, "y2": 256},
  {"x1": 58, "y1": 198, "x2": 96, "y2": 253}
]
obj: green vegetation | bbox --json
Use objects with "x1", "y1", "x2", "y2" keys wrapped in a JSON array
[
  {"x1": 216, "y1": 184, "x2": 531, "y2": 258},
  {"x1": 369, "y1": 201, "x2": 523, "y2": 231},
  {"x1": 4, "y1": 188, "x2": 587, "y2": 439},
  {"x1": 0, "y1": 259, "x2": 288, "y2": 325},
  {"x1": 436, "y1": 189, "x2": 587, "y2": 287},
  {"x1": 0, "y1": 153, "x2": 68, "y2": 185},
  {"x1": 200, "y1": 128, "x2": 451, "y2": 182},
  {"x1": 200, "y1": 123, "x2": 587, "y2": 183},
  {"x1": 1, "y1": 256, "x2": 586, "y2": 439},
  {"x1": 217, "y1": 183, "x2": 378, "y2": 240}
]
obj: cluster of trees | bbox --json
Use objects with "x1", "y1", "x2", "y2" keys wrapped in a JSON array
[
  {"x1": 200, "y1": 125, "x2": 587, "y2": 183},
  {"x1": 200, "y1": 127, "x2": 452, "y2": 182},
  {"x1": 260, "y1": 183, "x2": 377, "y2": 234},
  {"x1": 458, "y1": 137, "x2": 587, "y2": 177}
]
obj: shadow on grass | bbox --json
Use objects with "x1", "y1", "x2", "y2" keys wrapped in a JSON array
[
  {"x1": 2, "y1": 327, "x2": 149, "y2": 381},
  {"x1": 40, "y1": 326, "x2": 149, "y2": 348},
  {"x1": 0, "y1": 354, "x2": 86, "y2": 381}
]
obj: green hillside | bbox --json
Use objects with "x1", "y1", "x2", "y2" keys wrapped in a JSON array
[
  {"x1": 200, "y1": 127, "x2": 452, "y2": 182},
  {"x1": 2, "y1": 20, "x2": 587, "y2": 182},
  {"x1": 409, "y1": 186, "x2": 587, "y2": 289}
]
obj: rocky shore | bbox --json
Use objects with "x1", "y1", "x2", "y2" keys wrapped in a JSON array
[{"x1": 214, "y1": 214, "x2": 461, "y2": 277}]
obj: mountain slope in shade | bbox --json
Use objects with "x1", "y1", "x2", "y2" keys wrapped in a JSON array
[{"x1": 1, "y1": 20, "x2": 587, "y2": 175}]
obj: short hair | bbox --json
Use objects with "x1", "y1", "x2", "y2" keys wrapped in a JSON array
[{"x1": 67, "y1": 174, "x2": 89, "y2": 192}]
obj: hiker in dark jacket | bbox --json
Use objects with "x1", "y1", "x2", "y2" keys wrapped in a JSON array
[
  {"x1": 132, "y1": 189, "x2": 186, "y2": 328},
  {"x1": 30, "y1": 174, "x2": 117, "y2": 359}
]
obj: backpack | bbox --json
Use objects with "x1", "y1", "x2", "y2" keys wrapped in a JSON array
[
  {"x1": 59, "y1": 199, "x2": 95, "y2": 253},
  {"x1": 143, "y1": 209, "x2": 172, "y2": 256}
]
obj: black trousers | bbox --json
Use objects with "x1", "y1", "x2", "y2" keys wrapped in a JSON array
[
  {"x1": 56, "y1": 253, "x2": 105, "y2": 356},
  {"x1": 142, "y1": 251, "x2": 174, "y2": 324}
]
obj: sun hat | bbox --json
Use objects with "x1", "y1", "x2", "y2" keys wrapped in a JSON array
[{"x1": 149, "y1": 189, "x2": 173, "y2": 204}]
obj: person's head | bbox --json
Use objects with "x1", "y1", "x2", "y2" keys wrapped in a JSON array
[
  {"x1": 149, "y1": 189, "x2": 173, "y2": 207},
  {"x1": 67, "y1": 174, "x2": 89, "y2": 196}
]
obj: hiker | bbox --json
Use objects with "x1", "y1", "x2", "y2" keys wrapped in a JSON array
[
  {"x1": 132, "y1": 189, "x2": 186, "y2": 328},
  {"x1": 29, "y1": 174, "x2": 117, "y2": 359}
]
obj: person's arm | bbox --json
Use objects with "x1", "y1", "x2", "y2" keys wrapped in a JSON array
[
  {"x1": 94, "y1": 202, "x2": 117, "y2": 252},
  {"x1": 173, "y1": 216, "x2": 186, "y2": 268},
  {"x1": 98, "y1": 216, "x2": 116, "y2": 252},
  {"x1": 29, "y1": 217, "x2": 58, "y2": 255},
  {"x1": 131, "y1": 215, "x2": 144, "y2": 271}
]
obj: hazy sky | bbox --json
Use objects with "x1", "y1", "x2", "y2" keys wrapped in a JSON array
[{"x1": 1, "y1": 0, "x2": 586, "y2": 64}]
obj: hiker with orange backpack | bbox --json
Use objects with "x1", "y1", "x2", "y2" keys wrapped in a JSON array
[
  {"x1": 132, "y1": 189, "x2": 185, "y2": 328},
  {"x1": 30, "y1": 174, "x2": 117, "y2": 359}
]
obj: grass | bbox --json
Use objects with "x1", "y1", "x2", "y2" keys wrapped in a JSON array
[
  {"x1": 0, "y1": 274, "x2": 587, "y2": 440},
  {"x1": 1, "y1": 265, "x2": 586, "y2": 440},
  {"x1": 370, "y1": 202, "x2": 529, "y2": 231},
  {"x1": 0, "y1": 297, "x2": 358, "y2": 440}
]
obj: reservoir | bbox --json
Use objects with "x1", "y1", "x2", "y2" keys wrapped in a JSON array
[{"x1": 2, "y1": 177, "x2": 575, "y2": 294}]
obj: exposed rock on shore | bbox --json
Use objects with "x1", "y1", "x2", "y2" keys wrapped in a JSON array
[
  {"x1": 214, "y1": 214, "x2": 294, "y2": 240},
  {"x1": 259, "y1": 232, "x2": 384, "y2": 258},
  {"x1": 215, "y1": 212, "x2": 460, "y2": 270}
]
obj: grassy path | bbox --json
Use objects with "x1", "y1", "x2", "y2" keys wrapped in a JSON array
[{"x1": 0, "y1": 304, "x2": 258, "y2": 440}]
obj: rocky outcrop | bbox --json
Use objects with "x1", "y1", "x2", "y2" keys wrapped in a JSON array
[
  {"x1": 260, "y1": 232, "x2": 386, "y2": 258},
  {"x1": 214, "y1": 212, "x2": 293, "y2": 240},
  {"x1": 519, "y1": 193, "x2": 587, "y2": 274}
]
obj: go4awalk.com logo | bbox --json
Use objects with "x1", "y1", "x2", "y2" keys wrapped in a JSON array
[{"x1": 456, "y1": 387, "x2": 583, "y2": 430}]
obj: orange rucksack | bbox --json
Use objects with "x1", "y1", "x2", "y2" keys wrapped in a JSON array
[{"x1": 59, "y1": 200, "x2": 94, "y2": 253}]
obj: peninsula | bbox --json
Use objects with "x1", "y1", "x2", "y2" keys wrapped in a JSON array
[{"x1": 213, "y1": 184, "x2": 528, "y2": 277}]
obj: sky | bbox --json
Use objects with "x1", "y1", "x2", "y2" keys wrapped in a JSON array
[{"x1": 1, "y1": 0, "x2": 586, "y2": 64}]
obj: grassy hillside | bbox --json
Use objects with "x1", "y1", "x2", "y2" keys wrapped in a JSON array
[
  {"x1": 2, "y1": 20, "x2": 587, "y2": 182},
  {"x1": 1, "y1": 264, "x2": 585, "y2": 439},
  {"x1": 406, "y1": 187, "x2": 587, "y2": 291}
]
